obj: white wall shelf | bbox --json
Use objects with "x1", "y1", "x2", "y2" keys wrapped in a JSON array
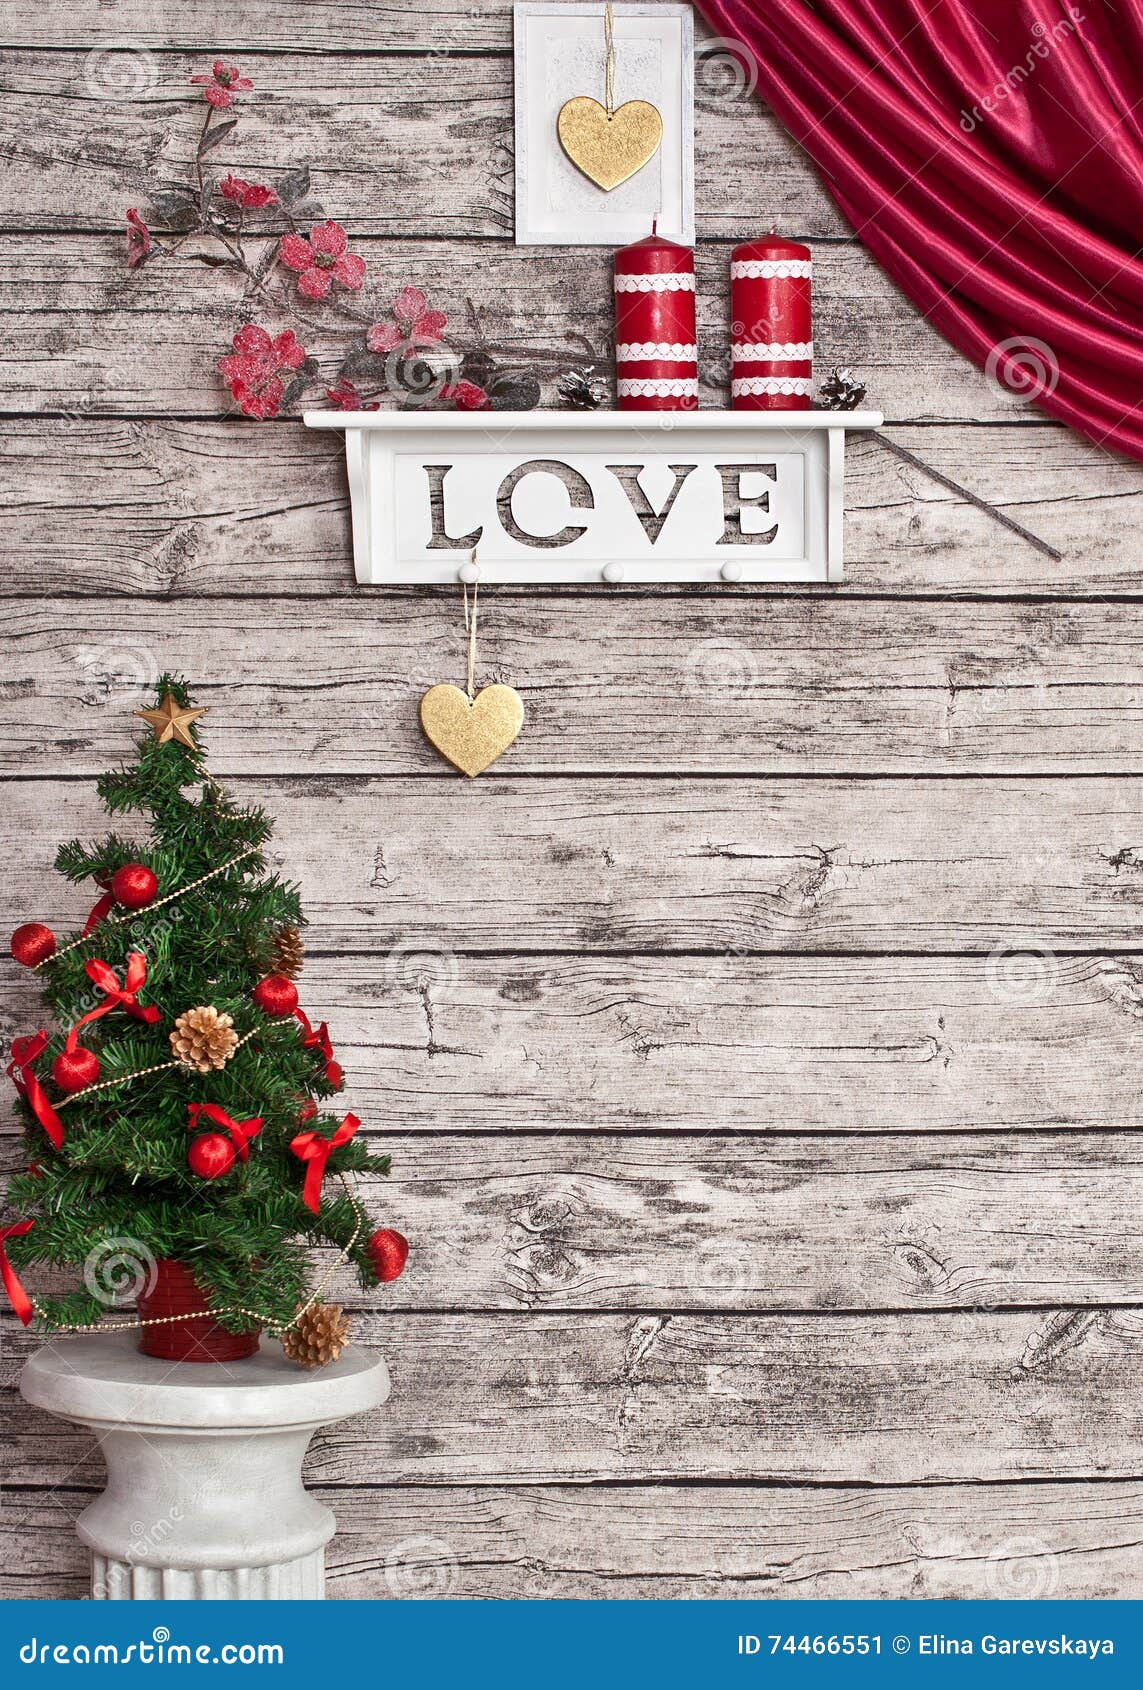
[{"x1": 304, "y1": 408, "x2": 883, "y2": 585}]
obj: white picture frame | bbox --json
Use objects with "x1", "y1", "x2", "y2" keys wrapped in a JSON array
[
  {"x1": 513, "y1": 1, "x2": 695, "y2": 246},
  {"x1": 304, "y1": 410, "x2": 884, "y2": 585}
]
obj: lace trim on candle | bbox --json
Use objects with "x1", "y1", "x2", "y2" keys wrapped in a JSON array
[
  {"x1": 732, "y1": 341, "x2": 813, "y2": 362},
  {"x1": 617, "y1": 377, "x2": 700, "y2": 398},
  {"x1": 617, "y1": 343, "x2": 699, "y2": 362},
  {"x1": 730, "y1": 260, "x2": 812, "y2": 279},
  {"x1": 614, "y1": 272, "x2": 697, "y2": 293},
  {"x1": 731, "y1": 375, "x2": 814, "y2": 397}
]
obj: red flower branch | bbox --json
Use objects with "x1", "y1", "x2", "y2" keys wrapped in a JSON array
[{"x1": 122, "y1": 59, "x2": 559, "y2": 419}]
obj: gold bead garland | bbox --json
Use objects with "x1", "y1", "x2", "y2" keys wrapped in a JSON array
[
  {"x1": 34, "y1": 846, "x2": 262, "y2": 972},
  {"x1": 28, "y1": 1176, "x2": 365, "y2": 1339},
  {"x1": 56, "y1": 1029, "x2": 258, "y2": 1107}
]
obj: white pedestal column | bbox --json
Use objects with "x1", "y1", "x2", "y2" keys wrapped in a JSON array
[{"x1": 20, "y1": 1333, "x2": 390, "y2": 1600}]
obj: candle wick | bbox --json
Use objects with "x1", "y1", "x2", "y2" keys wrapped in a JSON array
[
  {"x1": 769, "y1": 223, "x2": 778, "y2": 234},
  {"x1": 651, "y1": 217, "x2": 658, "y2": 236}
]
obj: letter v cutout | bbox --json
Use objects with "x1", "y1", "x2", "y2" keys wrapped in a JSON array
[{"x1": 606, "y1": 463, "x2": 697, "y2": 543}]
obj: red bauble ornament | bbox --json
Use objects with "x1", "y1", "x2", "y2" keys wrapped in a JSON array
[
  {"x1": 253, "y1": 973, "x2": 299, "y2": 1018},
  {"x1": 52, "y1": 1046, "x2": 100, "y2": 1092},
  {"x1": 367, "y1": 1227, "x2": 409, "y2": 1284},
  {"x1": 187, "y1": 1132, "x2": 236, "y2": 1180},
  {"x1": 10, "y1": 922, "x2": 57, "y2": 968},
  {"x1": 111, "y1": 862, "x2": 159, "y2": 910}
]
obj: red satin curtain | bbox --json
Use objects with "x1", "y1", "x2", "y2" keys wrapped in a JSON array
[{"x1": 695, "y1": 0, "x2": 1143, "y2": 459}]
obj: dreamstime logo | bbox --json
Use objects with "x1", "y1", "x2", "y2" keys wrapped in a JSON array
[
  {"x1": 984, "y1": 939, "x2": 1059, "y2": 1005},
  {"x1": 58, "y1": 392, "x2": 96, "y2": 425},
  {"x1": 683, "y1": 637, "x2": 759, "y2": 697},
  {"x1": 694, "y1": 36, "x2": 759, "y2": 105},
  {"x1": 385, "y1": 1535, "x2": 459, "y2": 1597},
  {"x1": 986, "y1": 1536, "x2": 1060, "y2": 1599},
  {"x1": 384, "y1": 939, "x2": 460, "y2": 998},
  {"x1": 975, "y1": 665, "x2": 1049, "y2": 717},
  {"x1": 380, "y1": 345, "x2": 462, "y2": 409},
  {"x1": 124, "y1": 1506, "x2": 184, "y2": 1567},
  {"x1": 76, "y1": 640, "x2": 162, "y2": 699},
  {"x1": 82, "y1": 46, "x2": 159, "y2": 102},
  {"x1": 984, "y1": 335, "x2": 1060, "y2": 405},
  {"x1": 83, "y1": 1236, "x2": 158, "y2": 1307},
  {"x1": 959, "y1": 10, "x2": 1086, "y2": 131}
]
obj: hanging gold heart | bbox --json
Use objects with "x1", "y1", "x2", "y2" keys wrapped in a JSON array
[
  {"x1": 419, "y1": 683, "x2": 524, "y2": 778},
  {"x1": 557, "y1": 96, "x2": 663, "y2": 191}
]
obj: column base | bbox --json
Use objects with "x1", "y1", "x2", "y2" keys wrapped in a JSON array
[
  {"x1": 21, "y1": 1334, "x2": 390, "y2": 1601},
  {"x1": 92, "y1": 1547, "x2": 326, "y2": 1601}
]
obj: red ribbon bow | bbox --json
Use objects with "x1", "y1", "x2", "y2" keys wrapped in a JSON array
[
  {"x1": 0, "y1": 1219, "x2": 35, "y2": 1326},
  {"x1": 186, "y1": 1103, "x2": 263, "y2": 1161},
  {"x1": 65, "y1": 952, "x2": 161, "y2": 1052},
  {"x1": 83, "y1": 875, "x2": 115, "y2": 937},
  {"x1": 294, "y1": 1008, "x2": 344, "y2": 1089},
  {"x1": 6, "y1": 1034, "x2": 63, "y2": 1149},
  {"x1": 289, "y1": 1112, "x2": 360, "y2": 1212}
]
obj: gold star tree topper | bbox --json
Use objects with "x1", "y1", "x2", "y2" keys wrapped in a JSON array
[{"x1": 135, "y1": 692, "x2": 208, "y2": 749}]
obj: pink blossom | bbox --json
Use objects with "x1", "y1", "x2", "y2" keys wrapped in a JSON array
[
  {"x1": 392, "y1": 286, "x2": 447, "y2": 345},
  {"x1": 441, "y1": 379, "x2": 490, "y2": 411},
  {"x1": 126, "y1": 208, "x2": 151, "y2": 268},
  {"x1": 218, "y1": 324, "x2": 306, "y2": 420},
  {"x1": 325, "y1": 380, "x2": 379, "y2": 412},
  {"x1": 191, "y1": 61, "x2": 254, "y2": 109},
  {"x1": 219, "y1": 174, "x2": 279, "y2": 210},
  {"x1": 366, "y1": 321, "x2": 404, "y2": 354},
  {"x1": 279, "y1": 220, "x2": 366, "y2": 300}
]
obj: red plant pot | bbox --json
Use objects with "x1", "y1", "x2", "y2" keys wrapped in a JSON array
[{"x1": 136, "y1": 1258, "x2": 260, "y2": 1363}]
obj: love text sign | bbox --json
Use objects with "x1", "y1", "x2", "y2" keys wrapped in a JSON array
[{"x1": 305, "y1": 410, "x2": 882, "y2": 584}]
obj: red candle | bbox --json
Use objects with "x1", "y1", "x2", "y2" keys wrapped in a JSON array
[
  {"x1": 614, "y1": 226, "x2": 697, "y2": 411},
  {"x1": 730, "y1": 232, "x2": 813, "y2": 410}
]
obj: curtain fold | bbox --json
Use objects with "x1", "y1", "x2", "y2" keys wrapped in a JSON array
[{"x1": 695, "y1": 0, "x2": 1143, "y2": 458}]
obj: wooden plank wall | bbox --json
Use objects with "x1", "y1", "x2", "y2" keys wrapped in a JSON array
[{"x1": 2, "y1": 0, "x2": 1143, "y2": 1600}]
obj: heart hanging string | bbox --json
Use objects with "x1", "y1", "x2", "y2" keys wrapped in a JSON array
[
  {"x1": 557, "y1": 2, "x2": 663, "y2": 192},
  {"x1": 419, "y1": 570, "x2": 525, "y2": 777},
  {"x1": 604, "y1": 0, "x2": 615, "y2": 121},
  {"x1": 464, "y1": 577, "x2": 478, "y2": 704}
]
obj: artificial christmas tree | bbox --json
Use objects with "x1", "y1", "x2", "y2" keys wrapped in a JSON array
[{"x1": 2, "y1": 679, "x2": 405, "y2": 1363}]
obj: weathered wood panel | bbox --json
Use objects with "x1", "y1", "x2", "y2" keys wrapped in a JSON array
[
  {"x1": 8, "y1": 599, "x2": 1143, "y2": 774},
  {"x1": 5, "y1": 1308, "x2": 1143, "y2": 1485},
  {"x1": 4, "y1": 0, "x2": 1139, "y2": 1605},
  {"x1": 4, "y1": 1480, "x2": 1140, "y2": 1600},
  {"x1": 0, "y1": 51, "x2": 844, "y2": 240},
  {"x1": 6, "y1": 955, "x2": 1143, "y2": 1139},
  {"x1": 3, "y1": 421, "x2": 1126, "y2": 598},
  {"x1": 0, "y1": 234, "x2": 1022, "y2": 422},
  {"x1": 7, "y1": 777, "x2": 1143, "y2": 951},
  {"x1": 10, "y1": 1129, "x2": 1140, "y2": 1310},
  {"x1": 2, "y1": 1, "x2": 516, "y2": 51}
]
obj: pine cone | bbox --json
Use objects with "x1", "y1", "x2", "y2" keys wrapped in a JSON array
[
  {"x1": 269, "y1": 924, "x2": 304, "y2": 980},
  {"x1": 557, "y1": 369, "x2": 607, "y2": 410},
  {"x1": 281, "y1": 1302, "x2": 352, "y2": 1369},
  {"x1": 170, "y1": 1005, "x2": 239, "y2": 1073},
  {"x1": 818, "y1": 367, "x2": 868, "y2": 411}
]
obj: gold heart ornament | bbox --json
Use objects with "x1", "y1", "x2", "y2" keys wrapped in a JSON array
[
  {"x1": 419, "y1": 683, "x2": 524, "y2": 778},
  {"x1": 557, "y1": 96, "x2": 663, "y2": 191}
]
